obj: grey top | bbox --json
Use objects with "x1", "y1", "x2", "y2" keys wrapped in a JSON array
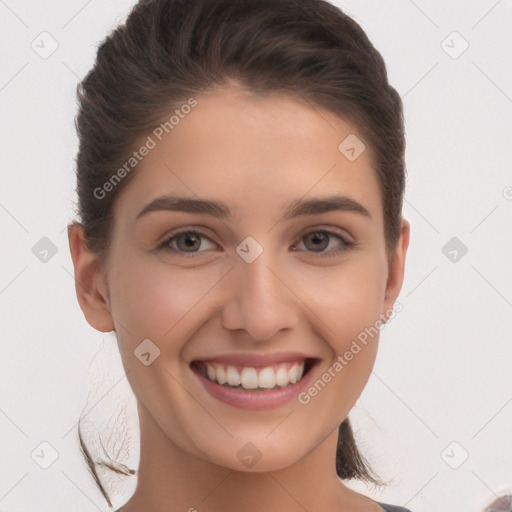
[{"x1": 378, "y1": 503, "x2": 412, "y2": 512}]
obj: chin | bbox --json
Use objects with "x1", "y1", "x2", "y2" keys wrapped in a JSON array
[{"x1": 191, "y1": 435, "x2": 309, "y2": 474}]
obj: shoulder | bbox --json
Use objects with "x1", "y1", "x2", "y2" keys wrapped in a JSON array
[{"x1": 377, "y1": 503, "x2": 413, "y2": 512}]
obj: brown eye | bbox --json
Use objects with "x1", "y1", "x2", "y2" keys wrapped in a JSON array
[
  {"x1": 158, "y1": 229, "x2": 217, "y2": 255},
  {"x1": 293, "y1": 230, "x2": 354, "y2": 257},
  {"x1": 303, "y1": 232, "x2": 330, "y2": 252},
  {"x1": 174, "y1": 232, "x2": 201, "y2": 252}
]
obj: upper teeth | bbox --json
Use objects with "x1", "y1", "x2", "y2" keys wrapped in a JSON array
[{"x1": 201, "y1": 361, "x2": 306, "y2": 390}]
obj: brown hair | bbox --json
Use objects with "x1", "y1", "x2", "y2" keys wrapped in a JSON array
[{"x1": 71, "y1": 0, "x2": 405, "y2": 507}]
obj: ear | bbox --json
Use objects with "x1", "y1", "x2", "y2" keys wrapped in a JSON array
[
  {"x1": 67, "y1": 222, "x2": 115, "y2": 333},
  {"x1": 382, "y1": 218, "x2": 410, "y2": 321}
]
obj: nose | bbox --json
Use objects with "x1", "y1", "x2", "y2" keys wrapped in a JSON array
[{"x1": 221, "y1": 248, "x2": 301, "y2": 341}]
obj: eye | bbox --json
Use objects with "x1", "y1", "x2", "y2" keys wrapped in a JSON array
[
  {"x1": 157, "y1": 227, "x2": 355, "y2": 258},
  {"x1": 292, "y1": 229, "x2": 354, "y2": 257},
  {"x1": 157, "y1": 229, "x2": 217, "y2": 256}
]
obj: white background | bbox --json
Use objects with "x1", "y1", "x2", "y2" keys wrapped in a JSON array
[{"x1": 1, "y1": 1, "x2": 511, "y2": 511}]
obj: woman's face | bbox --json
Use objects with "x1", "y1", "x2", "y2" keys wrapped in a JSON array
[{"x1": 71, "y1": 85, "x2": 409, "y2": 474}]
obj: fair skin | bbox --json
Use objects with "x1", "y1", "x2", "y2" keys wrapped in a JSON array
[{"x1": 69, "y1": 84, "x2": 410, "y2": 512}]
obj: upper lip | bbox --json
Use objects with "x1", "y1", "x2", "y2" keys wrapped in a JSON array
[{"x1": 191, "y1": 351, "x2": 319, "y2": 367}]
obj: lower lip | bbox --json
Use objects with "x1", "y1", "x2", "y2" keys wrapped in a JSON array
[{"x1": 191, "y1": 362, "x2": 318, "y2": 410}]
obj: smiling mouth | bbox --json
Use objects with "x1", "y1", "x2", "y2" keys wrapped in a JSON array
[{"x1": 190, "y1": 358, "x2": 318, "y2": 391}]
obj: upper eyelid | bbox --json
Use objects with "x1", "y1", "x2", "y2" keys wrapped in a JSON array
[{"x1": 296, "y1": 226, "x2": 353, "y2": 242}]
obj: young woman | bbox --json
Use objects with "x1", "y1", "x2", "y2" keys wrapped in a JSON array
[{"x1": 68, "y1": 0, "x2": 411, "y2": 510}]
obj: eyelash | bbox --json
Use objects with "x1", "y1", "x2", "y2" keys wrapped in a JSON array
[{"x1": 156, "y1": 227, "x2": 355, "y2": 258}]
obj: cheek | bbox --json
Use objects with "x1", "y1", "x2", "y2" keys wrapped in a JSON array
[
  {"x1": 305, "y1": 256, "x2": 388, "y2": 350},
  {"x1": 294, "y1": 260, "x2": 387, "y2": 431},
  {"x1": 109, "y1": 254, "x2": 220, "y2": 344}
]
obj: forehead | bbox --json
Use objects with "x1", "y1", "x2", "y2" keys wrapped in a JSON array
[{"x1": 113, "y1": 86, "x2": 383, "y2": 225}]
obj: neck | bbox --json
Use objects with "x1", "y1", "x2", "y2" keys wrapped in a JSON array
[{"x1": 117, "y1": 403, "x2": 371, "y2": 512}]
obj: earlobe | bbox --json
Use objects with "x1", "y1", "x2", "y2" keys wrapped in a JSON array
[
  {"x1": 67, "y1": 223, "x2": 115, "y2": 333},
  {"x1": 382, "y1": 218, "x2": 410, "y2": 321}
]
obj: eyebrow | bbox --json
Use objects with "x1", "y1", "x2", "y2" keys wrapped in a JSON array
[{"x1": 135, "y1": 194, "x2": 372, "y2": 222}]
